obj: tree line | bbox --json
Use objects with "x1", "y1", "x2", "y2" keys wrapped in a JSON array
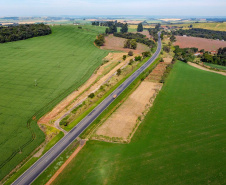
[
  {"x1": 201, "y1": 47, "x2": 226, "y2": 66},
  {"x1": 173, "y1": 46, "x2": 198, "y2": 63},
  {"x1": 148, "y1": 23, "x2": 161, "y2": 41},
  {"x1": 172, "y1": 28, "x2": 226, "y2": 40},
  {"x1": 0, "y1": 23, "x2": 52, "y2": 43},
  {"x1": 92, "y1": 21, "x2": 124, "y2": 27}
]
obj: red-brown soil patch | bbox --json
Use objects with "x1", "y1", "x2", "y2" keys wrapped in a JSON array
[
  {"x1": 45, "y1": 141, "x2": 86, "y2": 185},
  {"x1": 101, "y1": 35, "x2": 149, "y2": 54},
  {"x1": 146, "y1": 62, "x2": 168, "y2": 82},
  {"x1": 174, "y1": 36, "x2": 226, "y2": 51}
]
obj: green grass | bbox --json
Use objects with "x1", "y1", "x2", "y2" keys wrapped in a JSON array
[
  {"x1": 204, "y1": 62, "x2": 226, "y2": 70},
  {"x1": 0, "y1": 25, "x2": 109, "y2": 180},
  {"x1": 4, "y1": 131, "x2": 64, "y2": 185},
  {"x1": 52, "y1": 61, "x2": 226, "y2": 185},
  {"x1": 42, "y1": 132, "x2": 64, "y2": 155},
  {"x1": 32, "y1": 140, "x2": 80, "y2": 185},
  {"x1": 64, "y1": 55, "x2": 157, "y2": 132}
]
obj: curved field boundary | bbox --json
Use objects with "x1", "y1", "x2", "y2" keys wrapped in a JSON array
[{"x1": 188, "y1": 62, "x2": 226, "y2": 76}]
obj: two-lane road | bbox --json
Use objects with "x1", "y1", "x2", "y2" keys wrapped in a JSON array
[{"x1": 12, "y1": 32, "x2": 162, "y2": 185}]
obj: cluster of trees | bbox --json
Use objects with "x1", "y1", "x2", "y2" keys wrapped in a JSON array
[
  {"x1": 163, "y1": 45, "x2": 171, "y2": 53},
  {"x1": 201, "y1": 47, "x2": 226, "y2": 66},
  {"x1": 94, "y1": 34, "x2": 105, "y2": 46},
  {"x1": 172, "y1": 28, "x2": 226, "y2": 40},
  {"x1": 173, "y1": 46, "x2": 198, "y2": 63},
  {"x1": 92, "y1": 21, "x2": 124, "y2": 27},
  {"x1": 148, "y1": 23, "x2": 161, "y2": 41},
  {"x1": 105, "y1": 25, "x2": 117, "y2": 34},
  {"x1": 124, "y1": 39, "x2": 137, "y2": 49},
  {"x1": 137, "y1": 23, "x2": 143, "y2": 32},
  {"x1": 114, "y1": 32, "x2": 156, "y2": 48},
  {"x1": 105, "y1": 23, "x2": 128, "y2": 34},
  {"x1": 0, "y1": 23, "x2": 51, "y2": 43}
]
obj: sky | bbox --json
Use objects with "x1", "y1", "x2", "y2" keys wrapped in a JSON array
[{"x1": 1, "y1": 0, "x2": 226, "y2": 17}]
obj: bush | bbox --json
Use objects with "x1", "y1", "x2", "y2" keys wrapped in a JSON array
[
  {"x1": 160, "y1": 58, "x2": 164, "y2": 62},
  {"x1": 129, "y1": 59, "x2": 134, "y2": 65},
  {"x1": 128, "y1": 50, "x2": 133, "y2": 56},
  {"x1": 163, "y1": 46, "x2": 170, "y2": 53},
  {"x1": 94, "y1": 34, "x2": 105, "y2": 46},
  {"x1": 88, "y1": 93, "x2": 95, "y2": 98},
  {"x1": 142, "y1": 51, "x2": 151, "y2": 58},
  {"x1": 135, "y1": 56, "x2": 142, "y2": 61},
  {"x1": 117, "y1": 69, "x2": 122, "y2": 76},
  {"x1": 123, "y1": 55, "x2": 127, "y2": 60}
]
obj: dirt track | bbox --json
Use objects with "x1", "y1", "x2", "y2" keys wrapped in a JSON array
[{"x1": 188, "y1": 62, "x2": 226, "y2": 76}]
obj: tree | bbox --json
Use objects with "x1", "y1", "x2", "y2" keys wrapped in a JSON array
[
  {"x1": 123, "y1": 55, "x2": 127, "y2": 60},
  {"x1": 117, "y1": 69, "x2": 121, "y2": 76},
  {"x1": 130, "y1": 39, "x2": 137, "y2": 49},
  {"x1": 135, "y1": 56, "x2": 142, "y2": 61},
  {"x1": 105, "y1": 28, "x2": 109, "y2": 34},
  {"x1": 124, "y1": 39, "x2": 131, "y2": 48},
  {"x1": 109, "y1": 25, "x2": 117, "y2": 34},
  {"x1": 137, "y1": 23, "x2": 143, "y2": 32},
  {"x1": 128, "y1": 50, "x2": 133, "y2": 56},
  {"x1": 129, "y1": 59, "x2": 134, "y2": 65},
  {"x1": 170, "y1": 35, "x2": 176, "y2": 42},
  {"x1": 142, "y1": 51, "x2": 151, "y2": 58},
  {"x1": 163, "y1": 46, "x2": 170, "y2": 53},
  {"x1": 88, "y1": 93, "x2": 95, "y2": 98},
  {"x1": 155, "y1": 23, "x2": 161, "y2": 31},
  {"x1": 94, "y1": 34, "x2": 105, "y2": 46},
  {"x1": 120, "y1": 23, "x2": 128, "y2": 33},
  {"x1": 160, "y1": 58, "x2": 164, "y2": 62}
]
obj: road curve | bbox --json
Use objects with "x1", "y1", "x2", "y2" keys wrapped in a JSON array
[{"x1": 12, "y1": 32, "x2": 162, "y2": 185}]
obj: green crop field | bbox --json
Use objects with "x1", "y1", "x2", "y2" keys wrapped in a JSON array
[
  {"x1": 0, "y1": 25, "x2": 109, "y2": 180},
  {"x1": 204, "y1": 62, "x2": 226, "y2": 70},
  {"x1": 52, "y1": 61, "x2": 226, "y2": 185}
]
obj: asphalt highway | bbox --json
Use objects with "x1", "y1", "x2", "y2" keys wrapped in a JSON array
[{"x1": 12, "y1": 32, "x2": 162, "y2": 185}]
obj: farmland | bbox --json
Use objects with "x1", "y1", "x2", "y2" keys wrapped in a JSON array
[
  {"x1": 204, "y1": 62, "x2": 226, "y2": 70},
  {"x1": 171, "y1": 22, "x2": 226, "y2": 31},
  {"x1": 0, "y1": 25, "x2": 109, "y2": 180},
  {"x1": 52, "y1": 61, "x2": 226, "y2": 185},
  {"x1": 174, "y1": 36, "x2": 226, "y2": 51}
]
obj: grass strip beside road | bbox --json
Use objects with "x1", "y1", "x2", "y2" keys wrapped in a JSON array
[
  {"x1": 4, "y1": 132, "x2": 64, "y2": 185},
  {"x1": 80, "y1": 57, "x2": 160, "y2": 139},
  {"x1": 64, "y1": 54, "x2": 158, "y2": 132}
]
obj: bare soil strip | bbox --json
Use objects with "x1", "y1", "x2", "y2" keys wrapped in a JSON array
[
  {"x1": 95, "y1": 81, "x2": 162, "y2": 142},
  {"x1": 45, "y1": 141, "x2": 86, "y2": 185},
  {"x1": 93, "y1": 61, "x2": 170, "y2": 143},
  {"x1": 188, "y1": 62, "x2": 226, "y2": 76}
]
